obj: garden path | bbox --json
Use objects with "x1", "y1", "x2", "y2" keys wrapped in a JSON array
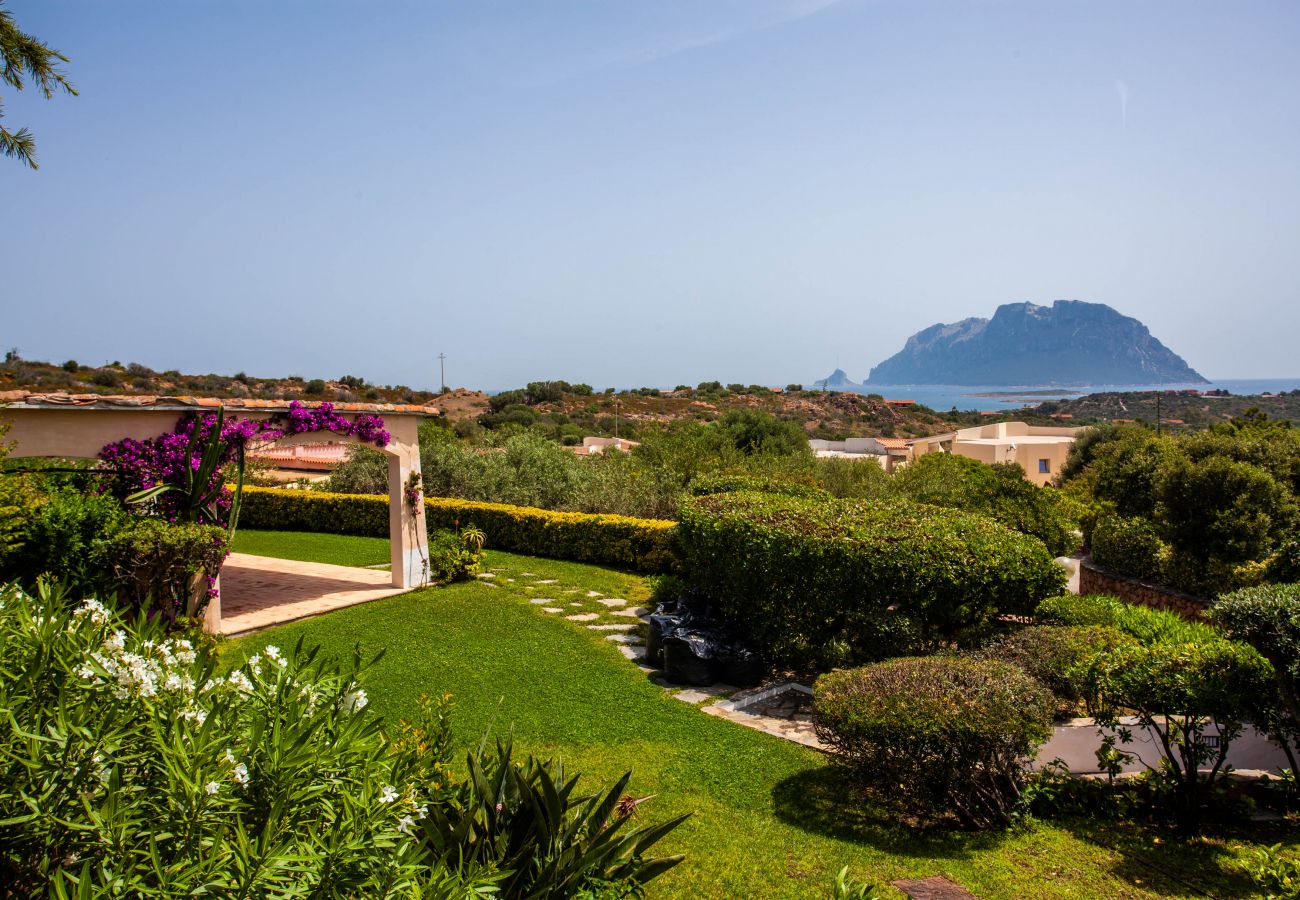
[{"x1": 218, "y1": 553, "x2": 410, "y2": 635}]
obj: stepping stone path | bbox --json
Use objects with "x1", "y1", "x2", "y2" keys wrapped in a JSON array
[
  {"x1": 566, "y1": 613, "x2": 600, "y2": 622},
  {"x1": 542, "y1": 607, "x2": 563, "y2": 613},
  {"x1": 892, "y1": 877, "x2": 979, "y2": 900},
  {"x1": 672, "y1": 690, "x2": 713, "y2": 704},
  {"x1": 586, "y1": 623, "x2": 637, "y2": 632},
  {"x1": 619, "y1": 645, "x2": 647, "y2": 661},
  {"x1": 610, "y1": 607, "x2": 648, "y2": 618},
  {"x1": 520, "y1": 572, "x2": 537, "y2": 577},
  {"x1": 529, "y1": 597, "x2": 555, "y2": 604},
  {"x1": 597, "y1": 598, "x2": 626, "y2": 607},
  {"x1": 475, "y1": 573, "x2": 495, "y2": 579},
  {"x1": 534, "y1": 579, "x2": 557, "y2": 584},
  {"x1": 586, "y1": 591, "x2": 603, "y2": 597},
  {"x1": 605, "y1": 633, "x2": 642, "y2": 644}
]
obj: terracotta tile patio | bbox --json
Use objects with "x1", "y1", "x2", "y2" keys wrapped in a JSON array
[{"x1": 218, "y1": 553, "x2": 411, "y2": 636}]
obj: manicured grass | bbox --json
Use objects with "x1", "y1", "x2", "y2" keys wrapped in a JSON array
[
  {"x1": 230, "y1": 529, "x2": 390, "y2": 568},
  {"x1": 223, "y1": 533, "x2": 1294, "y2": 899}
]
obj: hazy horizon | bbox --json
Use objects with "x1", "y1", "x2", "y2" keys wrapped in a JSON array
[{"x1": 5, "y1": 1, "x2": 1300, "y2": 389}]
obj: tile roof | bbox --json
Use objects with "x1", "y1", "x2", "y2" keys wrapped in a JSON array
[
  {"x1": 874, "y1": 437, "x2": 911, "y2": 449},
  {"x1": 0, "y1": 391, "x2": 437, "y2": 416}
]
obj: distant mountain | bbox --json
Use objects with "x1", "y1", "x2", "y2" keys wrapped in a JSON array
[
  {"x1": 813, "y1": 368, "x2": 863, "y2": 391},
  {"x1": 866, "y1": 301, "x2": 1207, "y2": 386}
]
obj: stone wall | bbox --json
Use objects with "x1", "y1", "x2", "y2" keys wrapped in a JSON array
[{"x1": 1078, "y1": 558, "x2": 1210, "y2": 621}]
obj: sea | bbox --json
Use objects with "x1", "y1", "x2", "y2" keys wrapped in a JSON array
[{"x1": 842, "y1": 379, "x2": 1300, "y2": 413}]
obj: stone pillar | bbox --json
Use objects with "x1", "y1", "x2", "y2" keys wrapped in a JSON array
[{"x1": 386, "y1": 418, "x2": 429, "y2": 589}]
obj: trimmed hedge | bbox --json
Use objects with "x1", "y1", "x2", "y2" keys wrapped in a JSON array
[
  {"x1": 1035, "y1": 593, "x2": 1221, "y2": 646},
  {"x1": 238, "y1": 486, "x2": 678, "y2": 573},
  {"x1": 677, "y1": 491, "x2": 1066, "y2": 669},
  {"x1": 814, "y1": 656, "x2": 1056, "y2": 829},
  {"x1": 981, "y1": 624, "x2": 1136, "y2": 706},
  {"x1": 687, "y1": 473, "x2": 831, "y2": 500}
]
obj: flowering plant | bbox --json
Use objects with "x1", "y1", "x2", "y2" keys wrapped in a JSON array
[
  {"x1": 0, "y1": 579, "x2": 456, "y2": 896},
  {"x1": 100, "y1": 402, "x2": 390, "y2": 529}
]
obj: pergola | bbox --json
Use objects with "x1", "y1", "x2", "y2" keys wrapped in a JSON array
[{"x1": 0, "y1": 392, "x2": 433, "y2": 632}]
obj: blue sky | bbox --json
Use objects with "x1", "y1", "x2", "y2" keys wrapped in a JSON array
[{"x1": 4, "y1": 0, "x2": 1299, "y2": 390}]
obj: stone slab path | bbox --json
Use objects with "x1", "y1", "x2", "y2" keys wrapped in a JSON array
[
  {"x1": 219, "y1": 553, "x2": 410, "y2": 636},
  {"x1": 893, "y1": 876, "x2": 980, "y2": 899}
]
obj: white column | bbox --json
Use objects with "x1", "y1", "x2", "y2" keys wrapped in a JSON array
[{"x1": 386, "y1": 418, "x2": 429, "y2": 589}]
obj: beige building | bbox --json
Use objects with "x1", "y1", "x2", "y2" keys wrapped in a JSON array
[{"x1": 909, "y1": 422, "x2": 1081, "y2": 486}]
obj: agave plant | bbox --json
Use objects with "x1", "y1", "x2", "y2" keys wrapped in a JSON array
[
  {"x1": 417, "y1": 735, "x2": 688, "y2": 899},
  {"x1": 125, "y1": 406, "x2": 245, "y2": 536}
]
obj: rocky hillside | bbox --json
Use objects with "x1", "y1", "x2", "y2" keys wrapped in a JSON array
[{"x1": 867, "y1": 300, "x2": 1207, "y2": 386}]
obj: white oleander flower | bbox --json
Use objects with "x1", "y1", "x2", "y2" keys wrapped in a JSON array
[
  {"x1": 341, "y1": 689, "x2": 368, "y2": 714},
  {"x1": 205, "y1": 781, "x2": 221, "y2": 795},
  {"x1": 397, "y1": 814, "x2": 416, "y2": 834},
  {"x1": 379, "y1": 785, "x2": 399, "y2": 804},
  {"x1": 232, "y1": 763, "x2": 250, "y2": 786}
]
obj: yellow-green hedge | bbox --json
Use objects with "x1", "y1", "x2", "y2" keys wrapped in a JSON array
[{"x1": 238, "y1": 486, "x2": 679, "y2": 573}]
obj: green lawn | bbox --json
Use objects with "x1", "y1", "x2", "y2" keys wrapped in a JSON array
[
  {"x1": 231, "y1": 529, "x2": 390, "y2": 568},
  {"x1": 224, "y1": 530, "x2": 1294, "y2": 899}
]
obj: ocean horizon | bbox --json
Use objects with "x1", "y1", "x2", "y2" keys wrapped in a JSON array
[{"x1": 837, "y1": 378, "x2": 1300, "y2": 413}]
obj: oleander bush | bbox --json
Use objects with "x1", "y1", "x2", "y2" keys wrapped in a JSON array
[
  {"x1": 0, "y1": 580, "x2": 685, "y2": 897},
  {"x1": 1034, "y1": 593, "x2": 1222, "y2": 646},
  {"x1": 980, "y1": 624, "x2": 1136, "y2": 709},
  {"x1": 238, "y1": 486, "x2": 679, "y2": 573},
  {"x1": 813, "y1": 656, "x2": 1056, "y2": 829},
  {"x1": 678, "y1": 491, "x2": 1065, "y2": 669}
]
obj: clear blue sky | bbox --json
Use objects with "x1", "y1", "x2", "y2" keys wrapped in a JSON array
[{"x1": 4, "y1": 0, "x2": 1299, "y2": 390}]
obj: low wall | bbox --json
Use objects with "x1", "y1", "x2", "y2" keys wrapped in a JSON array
[{"x1": 1078, "y1": 557, "x2": 1210, "y2": 621}]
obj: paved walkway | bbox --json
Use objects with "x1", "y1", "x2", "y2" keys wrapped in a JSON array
[{"x1": 218, "y1": 553, "x2": 410, "y2": 636}]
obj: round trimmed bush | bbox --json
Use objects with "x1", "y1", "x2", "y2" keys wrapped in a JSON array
[
  {"x1": 814, "y1": 656, "x2": 1055, "y2": 829},
  {"x1": 678, "y1": 492, "x2": 1066, "y2": 669},
  {"x1": 982, "y1": 624, "x2": 1136, "y2": 706},
  {"x1": 1090, "y1": 514, "x2": 1170, "y2": 583}
]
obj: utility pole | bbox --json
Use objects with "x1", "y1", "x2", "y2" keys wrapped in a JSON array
[
  {"x1": 437, "y1": 353, "x2": 447, "y2": 394},
  {"x1": 613, "y1": 397, "x2": 620, "y2": 442},
  {"x1": 1155, "y1": 392, "x2": 1161, "y2": 435}
]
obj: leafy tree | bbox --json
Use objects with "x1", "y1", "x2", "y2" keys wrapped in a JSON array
[
  {"x1": 1, "y1": 1, "x2": 77, "y2": 168},
  {"x1": 893, "y1": 453, "x2": 1075, "y2": 556},
  {"x1": 719, "y1": 409, "x2": 808, "y2": 456},
  {"x1": 1087, "y1": 428, "x2": 1182, "y2": 519},
  {"x1": 1155, "y1": 455, "x2": 1293, "y2": 564},
  {"x1": 1214, "y1": 584, "x2": 1300, "y2": 781}
]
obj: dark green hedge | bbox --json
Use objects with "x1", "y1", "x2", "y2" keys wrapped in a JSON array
[
  {"x1": 238, "y1": 487, "x2": 678, "y2": 573},
  {"x1": 814, "y1": 656, "x2": 1055, "y2": 829},
  {"x1": 677, "y1": 491, "x2": 1066, "y2": 668}
]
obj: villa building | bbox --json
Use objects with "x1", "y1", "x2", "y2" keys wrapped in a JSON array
[{"x1": 810, "y1": 421, "x2": 1081, "y2": 485}]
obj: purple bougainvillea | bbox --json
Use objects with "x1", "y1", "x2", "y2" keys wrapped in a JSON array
[{"x1": 99, "y1": 402, "x2": 389, "y2": 525}]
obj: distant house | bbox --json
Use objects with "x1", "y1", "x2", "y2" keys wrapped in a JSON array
[
  {"x1": 884, "y1": 399, "x2": 916, "y2": 407},
  {"x1": 808, "y1": 438, "x2": 887, "y2": 467},
  {"x1": 571, "y1": 436, "x2": 640, "y2": 457},
  {"x1": 909, "y1": 422, "x2": 1081, "y2": 486}
]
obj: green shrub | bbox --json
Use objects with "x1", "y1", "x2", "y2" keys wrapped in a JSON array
[
  {"x1": 1266, "y1": 538, "x2": 1300, "y2": 583},
  {"x1": 1090, "y1": 514, "x2": 1170, "y2": 583},
  {"x1": 678, "y1": 492, "x2": 1065, "y2": 669},
  {"x1": 1079, "y1": 639, "x2": 1275, "y2": 833},
  {"x1": 1240, "y1": 843, "x2": 1300, "y2": 900},
  {"x1": 416, "y1": 735, "x2": 688, "y2": 898},
  {"x1": 425, "y1": 528, "x2": 485, "y2": 585},
  {"x1": 1214, "y1": 583, "x2": 1300, "y2": 781},
  {"x1": 239, "y1": 486, "x2": 679, "y2": 573},
  {"x1": 4, "y1": 489, "x2": 127, "y2": 598},
  {"x1": 982, "y1": 624, "x2": 1135, "y2": 707},
  {"x1": 102, "y1": 518, "x2": 229, "y2": 624},
  {"x1": 814, "y1": 657, "x2": 1055, "y2": 829},
  {"x1": 687, "y1": 472, "x2": 830, "y2": 500},
  {"x1": 1035, "y1": 593, "x2": 1221, "y2": 646}
]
